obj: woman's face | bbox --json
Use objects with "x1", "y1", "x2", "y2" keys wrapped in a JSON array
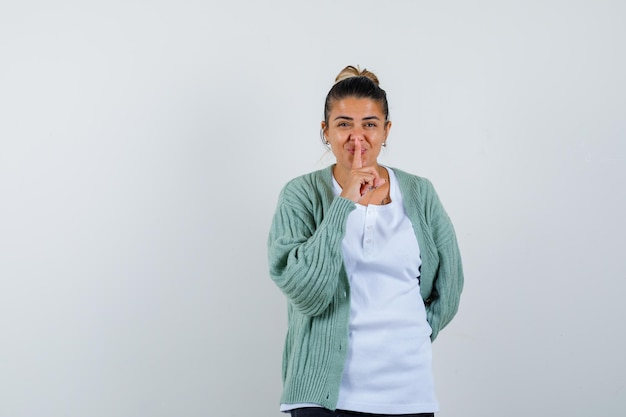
[{"x1": 322, "y1": 97, "x2": 391, "y2": 172}]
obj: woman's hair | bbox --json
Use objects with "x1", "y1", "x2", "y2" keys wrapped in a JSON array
[{"x1": 323, "y1": 65, "x2": 389, "y2": 124}]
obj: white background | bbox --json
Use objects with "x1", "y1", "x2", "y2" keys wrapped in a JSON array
[{"x1": 1, "y1": 1, "x2": 625, "y2": 416}]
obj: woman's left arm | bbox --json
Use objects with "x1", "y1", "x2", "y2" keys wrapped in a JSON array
[{"x1": 423, "y1": 182, "x2": 464, "y2": 341}]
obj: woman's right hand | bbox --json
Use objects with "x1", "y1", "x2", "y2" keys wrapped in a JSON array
[{"x1": 340, "y1": 140, "x2": 386, "y2": 203}]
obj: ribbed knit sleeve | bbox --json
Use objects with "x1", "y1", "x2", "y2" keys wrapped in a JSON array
[
  {"x1": 421, "y1": 178, "x2": 464, "y2": 340},
  {"x1": 268, "y1": 178, "x2": 355, "y2": 317},
  {"x1": 427, "y1": 236, "x2": 463, "y2": 340}
]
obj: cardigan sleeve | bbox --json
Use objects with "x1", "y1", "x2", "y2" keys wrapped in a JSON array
[
  {"x1": 423, "y1": 180, "x2": 464, "y2": 341},
  {"x1": 268, "y1": 184, "x2": 355, "y2": 317},
  {"x1": 427, "y1": 232, "x2": 463, "y2": 340}
]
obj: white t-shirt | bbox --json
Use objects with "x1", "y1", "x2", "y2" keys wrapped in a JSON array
[{"x1": 334, "y1": 167, "x2": 438, "y2": 414}]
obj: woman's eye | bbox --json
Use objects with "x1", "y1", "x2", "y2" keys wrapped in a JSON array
[{"x1": 365, "y1": 122, "x2": 376, "y2": 128}]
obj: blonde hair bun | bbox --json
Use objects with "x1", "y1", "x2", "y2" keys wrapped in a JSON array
[{"x1": 334, "y1": 65, "x2": 380, "y2": 86}]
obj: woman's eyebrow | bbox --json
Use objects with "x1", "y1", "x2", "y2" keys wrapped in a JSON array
[{"x1": 333, "y1": 115, "x2": 381, "y2": 121}]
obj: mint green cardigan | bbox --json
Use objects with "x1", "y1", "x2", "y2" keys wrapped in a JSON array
[{"x1": 268, "y1": 165, "x2": 463, "y2": 410}]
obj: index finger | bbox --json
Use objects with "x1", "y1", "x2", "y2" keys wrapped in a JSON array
[{"x1": 352, "y1": 140, "x2": 362, "y2": 169}]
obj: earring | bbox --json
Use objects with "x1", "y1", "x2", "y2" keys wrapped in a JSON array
[
  {"x1": 382, "y1": 142, "x2": 387, "y2": 147},
  {"x1": 319, "y1": 129, "x2": 330, "y2": 147}
]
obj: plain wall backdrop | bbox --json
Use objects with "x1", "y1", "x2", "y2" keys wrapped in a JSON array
[{"x1": 1, "y1": 1, "x2": 625, "y2": 416}]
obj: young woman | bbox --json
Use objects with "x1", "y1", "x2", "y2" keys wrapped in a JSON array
[{"x1": 268, "y1": 65, "x2": 464, "y2": 417}]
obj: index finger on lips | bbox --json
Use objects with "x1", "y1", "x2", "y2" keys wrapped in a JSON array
[{"x1": 352, "y1": 140, "x2": 362, "y2": 169}]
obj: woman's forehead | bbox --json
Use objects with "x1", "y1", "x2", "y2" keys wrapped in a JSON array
[{"x1": 329, "y1": 97, "x2": 385, "y2": 116}]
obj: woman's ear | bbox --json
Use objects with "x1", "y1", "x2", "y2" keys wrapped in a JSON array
[{"x1": 384, "y1": 120, "x2": 392, "y2": 139}]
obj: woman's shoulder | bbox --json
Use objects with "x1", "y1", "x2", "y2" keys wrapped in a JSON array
[
  {"x1": 389, "y1": 167, "x2": 436, "y2": 193},
  {"x1": 278, "y1": 166, "x2": 334, "y2": 202},
  {"x1": 282, "y1": 166, "x2": 332, "y2": 190},
  {"x1": 391, "y1": 167, "x2": 451, "y2": 221}
]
